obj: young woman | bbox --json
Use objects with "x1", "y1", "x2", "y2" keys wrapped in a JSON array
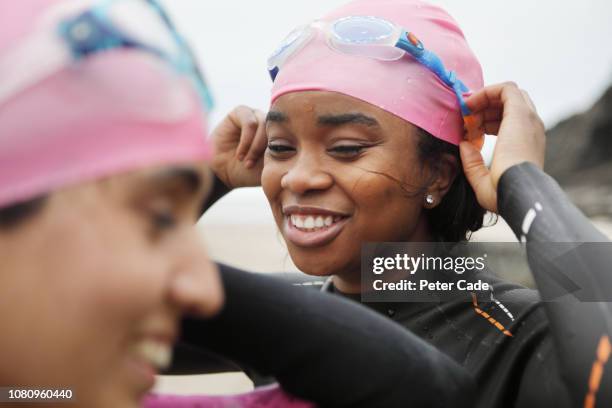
[
  {"x1": 200, "y1": 0, "x2": 612, "y2": 407},
  {"x1": 0, "y1": 1, "x2": 474, "y2": 407}
]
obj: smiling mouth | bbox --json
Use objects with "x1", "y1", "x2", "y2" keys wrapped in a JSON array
[
  {"x1": 125, "y1": 337, "x2": 174, "y2": 393},
  {"x1": 288, "y1": 214, "x2": 346, "y2": 231},
  {"x1": 132, "y1": 338, "x2": 173, "y2": 372},
  {"x1": 283, "y1": 212, "x2": 350, "y2": 248}
]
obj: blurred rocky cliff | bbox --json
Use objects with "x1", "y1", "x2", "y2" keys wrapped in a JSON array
[{"x1": 545, "y1": 85, "x2": 612, "y2": 217}]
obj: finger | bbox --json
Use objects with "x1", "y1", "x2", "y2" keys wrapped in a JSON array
[
  {"x1": 499, "y1": 84, "x2": 533, "y2": 121},
  {"x1": 464, "y1": 83, "x2": 507, "y2": 113},
  {"x1": 235, "y1": 107, "x2": 258, "y2": 160},
  {"x1": 464, "y1": 117, "x2": 484, "y2": 148},
  {"x1": 233, "y1": 106, "x2": 259, "y2": 161},
  {"x1": 483, "y1": 107, "x2": 503, "y2": 122},
  {"x1": 464, "y1": 108, "x2": 502, "y2": 128},
  {"x1": 463, "y1": 108, "x2": 500, "y2": 140},
  {"x1": 520, "y1": 89, "x2": 537, "y2": 113},
  {"x1": 245, "y1": 110, "x2": 268, "y2": 169},
  {"x1": 460, "y1": 141, "x2": 490, "y2": 186},
  {"x1": 459, "y1": 141, "x2": 497, "y2": 212},
  {"x1": 483, "y1": 120, "x2": 501, "y2": 135},
  {"x1": 466, "y1": 82, "x2": 526, "y2": 117}
]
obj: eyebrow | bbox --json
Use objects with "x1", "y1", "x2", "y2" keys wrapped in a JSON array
[
  {"x1": 317, "y1": 113, "x2": 380, "y2": 128},
  {"x1": 148, "y1": 168, "x2": 202, "y2": 194},
  {"x1": 266, "y1": 111, "x2": 288, "y2": 123}
]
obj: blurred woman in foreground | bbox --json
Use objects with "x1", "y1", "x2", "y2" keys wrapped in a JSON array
[{"x1": 0, "y1": 1, "x2": 474, "y2": 407}]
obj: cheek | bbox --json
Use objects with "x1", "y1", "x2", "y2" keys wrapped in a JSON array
[
  {"x1": 0, "y1": 206, "x2": 166, "y2": 390},
  {"x1": 59, "y1": 208, "x2": 164, "y2": 315},
  {"x1": 341, "y1": 167, "x2": 424, "y2": 240}
]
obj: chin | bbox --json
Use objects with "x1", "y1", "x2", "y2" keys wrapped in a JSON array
[
  {"x1": 298, "y1": 264, "x2": 332, "y2": 277},
  {"x1": 291, "y1": 249, "x2": 356, "y2": 278}
]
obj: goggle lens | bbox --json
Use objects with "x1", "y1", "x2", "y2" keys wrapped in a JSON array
[
  {"x1": 268, "y1": 25, "x2": 314, "y2": 72},
  {"x1": 332, "y1": 16, "x2": 395, "y2": 44}
]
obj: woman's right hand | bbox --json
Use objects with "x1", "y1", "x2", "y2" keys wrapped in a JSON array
[
  {"x1": 459, "y1": 82, "x2": 546, "y2": 213},
  {"x1": 210, "y1": 106, "x2": 268, "y2": 189}
]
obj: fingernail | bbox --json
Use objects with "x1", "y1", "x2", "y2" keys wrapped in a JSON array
[
  {"x1": 245, "y1": 160, "x2": 255, "y2": 169},
  {"x1": 237, "y1": 153, "x2": 245, "y2": 161}
]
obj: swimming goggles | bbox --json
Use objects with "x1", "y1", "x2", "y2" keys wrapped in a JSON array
[
  {"x1": 268, "y1": 16, "x2": 472, "y2": 118},
  {"x1": 0, "y1": 0, "x2": 214, "y2": 111}
]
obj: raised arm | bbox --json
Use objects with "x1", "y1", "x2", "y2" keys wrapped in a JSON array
[
  {"x1": 180, "y1": 263, "x2": 475, "y2": 408},
  {"x1": 497, "y1": 162, "x2": 612, "y2": 407},
  {"x1": 460, "y1": 82, "x2": 612, "y2": 407}
]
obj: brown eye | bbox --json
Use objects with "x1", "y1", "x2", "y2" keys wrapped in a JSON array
[
  {"x1": 152, "y1": 211, "x2": 177, "y2": 230},
  {"x1": 267, "y1": 142, "x2": 295, "y2": 158},
  {"x1": 143, "y1": 199, "x2": 178, "y2": 235},
  {"x1": 329, "y1": 145, "x2": 366, "y2": 157},
  {"x1": 267, "y1": 144, "x2": 294, "y2": 152}
]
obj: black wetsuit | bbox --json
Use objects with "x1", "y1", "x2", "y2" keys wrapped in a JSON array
[
  {"x1": 180, "y1": 162, "x2": 612, "y2": 407},
  {"x1": 324, "y1": 163, "x2": 612, "y2": 407},
  {"x1": 176, "y1": 265, "x2": 475, "y2": 408}
]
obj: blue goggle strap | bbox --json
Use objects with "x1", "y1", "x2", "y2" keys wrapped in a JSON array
[
  {"x1": 58, "y1": 0, "x2": 214, "y2": 111},
  {"x1": 269, "y1": 66, "x2": 280, "y2": 82},
  {"x1": 396, "y1": 30, "x2": 472, "y2": 116},
  {"x1": 145, "y1": 0, "x2": 215, "y2": 110}
]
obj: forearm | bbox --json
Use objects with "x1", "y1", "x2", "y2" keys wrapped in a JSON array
[
  {"x1": 498, "y1": 162, "x2": 612, "y2": 406},
  {"x1": 199, "y1": 173, "x2": 231, "y2": 215},
  {"x1": 181, "y1": 264, "x2": 475, "y2": 408}
]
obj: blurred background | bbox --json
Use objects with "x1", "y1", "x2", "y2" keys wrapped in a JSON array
[{"x1": 157, "y1": 0, "x2": 612, "y2": 394}]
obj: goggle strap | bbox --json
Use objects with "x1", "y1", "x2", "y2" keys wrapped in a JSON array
[
  {"x1": 0, "y1": 0, "x2": 215, "y2": 113},
  {"x1": 194, "y1": 79, "x2": 215, "y2": 110},
  {"x1": 64, "y1": 3, "x2": 214, "y2": 111},
  {"x1": 147, "y1": 0, "x2": 215, "y2": 111},
  {"x1": 269, "y1": 66, "x2": 280, "y2": 82}
]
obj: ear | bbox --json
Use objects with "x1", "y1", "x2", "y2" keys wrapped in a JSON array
[{"x1": 424, "y1": 153, "x2": 458, "y2": 208}]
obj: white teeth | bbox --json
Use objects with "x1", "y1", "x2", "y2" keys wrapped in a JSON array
[
  {"x1": 304, "y1": 216, "x2": 315, "y2": 229},
  {"x1": 291, "y1": 215, "x2": 305, "y2": 228},
  {"x1": 289, "y1": 214, "x2": 343, "y2": 231},
  {"x1": 134, "y1": 340, "x2": 172, "y2": 371},
  {"x1": 315, "y1": 216, "x2": 324, "y2": 228}
]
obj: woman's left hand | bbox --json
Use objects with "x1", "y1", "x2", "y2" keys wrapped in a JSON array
[{"x1": 459, "y1": 82, "x2": 546, "y2": 213}]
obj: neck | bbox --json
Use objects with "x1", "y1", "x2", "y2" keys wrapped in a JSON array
[
  {"x1": 333, "y1": 217, "x2": 433, "y2": 294},
  {"x1": 332, "y1": 273, "x2": 362, "y2": 294}
]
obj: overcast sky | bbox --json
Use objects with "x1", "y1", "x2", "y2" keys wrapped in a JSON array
[{"x1": 163, "y1": 0, "x2": 612, "y2": 225}]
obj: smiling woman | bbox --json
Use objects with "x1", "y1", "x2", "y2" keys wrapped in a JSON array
[
  {"x1": 201, "y1": 0, "x2": 612, "y2": 407},
  {"x1": 262, "y1": 91, "x2": 482, "y2": 292},
  {"x1": 0, "y1": 0, "x2": 221, "y2": 406},
  {"x1": 0, "y1": 165, "x2": 222, "y2": 407}
]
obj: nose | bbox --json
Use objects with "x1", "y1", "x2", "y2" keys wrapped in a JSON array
[
  {"x1": 280, "y1": 151, "x2": 333, "y2": 195},
  {"x1": 168, "y1": 227, "x2": 224, "y2": 318}
]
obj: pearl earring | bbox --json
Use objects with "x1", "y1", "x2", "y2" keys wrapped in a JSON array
[{"x1": 425, "y1": 194, "x2": 435, "y2": 205}]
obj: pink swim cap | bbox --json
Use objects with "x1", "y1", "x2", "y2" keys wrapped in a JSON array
[
  {"x1": 0, "y1": 0, "x2": 212, "y2": 208},
  {"x1": 270, "y1": 0, "x2": 484, "y2": 145}
]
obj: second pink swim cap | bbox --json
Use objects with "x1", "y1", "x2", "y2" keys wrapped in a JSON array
[
  {"x1": 0, "y1": 0, "x2": 212, "y2": 208},
  {"x1": 271, "y1": 0, "x2": 484, "y2": 146}
]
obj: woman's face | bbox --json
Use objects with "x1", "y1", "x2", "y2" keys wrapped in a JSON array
[
  {"x1": 0, "y1": 163, "x2": 223, "y2": 408},
  {"x1": 263, "y1": 91, "x2": 447, "y2": 291}
]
